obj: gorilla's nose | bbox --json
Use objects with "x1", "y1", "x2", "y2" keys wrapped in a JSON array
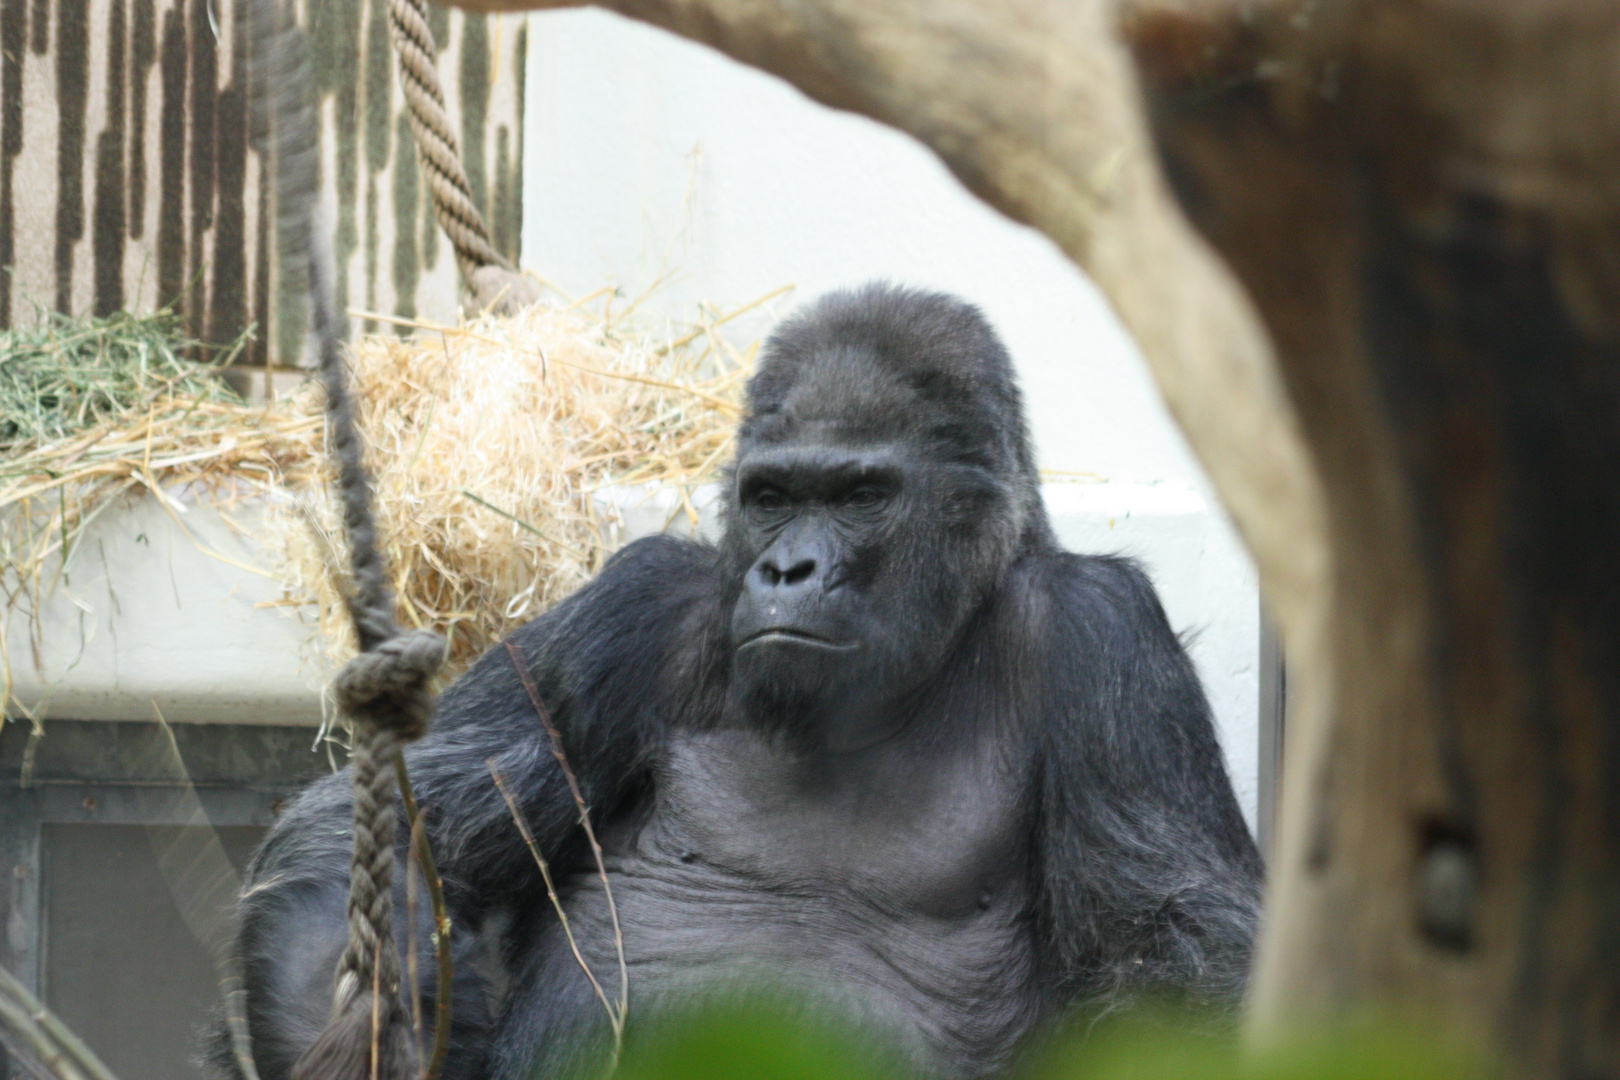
[{"x1": 757, "y1": 557, "x2": 817, "y2": 588}]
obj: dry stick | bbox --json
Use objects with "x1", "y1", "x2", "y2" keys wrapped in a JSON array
[
  {"x1": 371, "y1": 938, "x2": 384, "y2": 1080},
  {"x1": 339, "y1": 308, "x2": 749, "y2": 416},
  {"x1": 654, "y1": 283, "x2": 795, "y2": 355},
  {"x1": 0, "y1": 996, "x2": 88, "y2": 1080},
  {"x1": 458, "y1": 490, "x2": 589, "y2": 559},
  {"x1": 405, "y1": 814, "x2": 423, "y2": 1061},
  {"x1": 486, "y1": 764, "x2": 621, "y2": 1042},
  {"x1": 0, "y1": 964, "x2": 119, "y2": 1080},
  {"x1": 502, "y1": 640, "x2": 629, "y2": 1032},
  {"x1": 394, "y1": 758, "x2": 454, "y2": 1080},
  {"x1": 562, "y1": 286, "x2": 616, "y2": 315}
]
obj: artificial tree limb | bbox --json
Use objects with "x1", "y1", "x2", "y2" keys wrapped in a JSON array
[{"x1": 1120, "y1": 2, "x2": 1620, "y2": 1073}]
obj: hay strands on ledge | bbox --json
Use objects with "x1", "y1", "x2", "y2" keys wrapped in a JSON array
[{"x1": 1, "y1": 287, "x2": 786, "y2": 711}]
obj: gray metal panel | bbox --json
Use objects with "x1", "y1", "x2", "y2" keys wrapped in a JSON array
[
  {"x1": 41, "y1": 823, "x2": 265, "y2": 1080},
  {"x1": 0, "y1": 719, "x2": 333, "y2": 1078}
]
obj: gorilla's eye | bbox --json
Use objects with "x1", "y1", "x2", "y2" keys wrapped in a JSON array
[
  {"x1": 753, "y1": 488, "x2": 789, "y2": 513},
  {"x1": 845, "y1": 486, "x2": 886, "y2": 509}
]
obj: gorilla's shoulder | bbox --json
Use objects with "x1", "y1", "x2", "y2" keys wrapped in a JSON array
[
  {"x1": 1017, "y1": 549, "x2": 1162, "y2": 611},
  {"x1": 548, "y1": 533, "x2": 723, "y2": 637},
  {"x1": 598, "y1": 532, "x2": 721, "y2": 579},
  {"x1": 1011, "y1": 550, "x2": 1177, "y2": 648},
  {"x1": 514, "y1": 533, "x2": 720, "y2": 642},
  {"x1": 437, "y1": 535, "x2": 722, "y2": 729}
]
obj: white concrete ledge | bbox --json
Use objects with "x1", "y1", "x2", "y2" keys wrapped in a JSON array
[
  {"x1": 4, "y1": 482, "x2": 1257, "y2": 824},
  {"x1": 4, "y1": 492, "x2": 333, "y2": 727}
]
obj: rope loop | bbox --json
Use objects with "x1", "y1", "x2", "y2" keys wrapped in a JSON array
[{"x1": 334, "y1": 629, "x2": 447, "y2": 741}]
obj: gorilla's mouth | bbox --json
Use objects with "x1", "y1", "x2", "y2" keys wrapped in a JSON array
[{"x1": 738, "y1": 628, "x2": 858, "y2": 652}]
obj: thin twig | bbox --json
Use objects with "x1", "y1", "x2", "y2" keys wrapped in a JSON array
[
  {"x1": 370, "y1": 937, "x2": 383, "y2": 1080},
  {"x1": 654, "y1": 283, "x2": 794, "y2": 355},
  {"x1": 345, "y1": 307, "x2": 744, "y2": 414},
  {"x1": 406, "y1": 814, "x2": 423, "y2": 1059},
  {"x1": 458, "y1": 490, "x2": 590, "y2": 559},
  {"x1": 486, "y1": 763, "x2": 620, "y2": 1039},
  {"x1": 394, "y1": 757, "x2": 454, "y2": 1080},
  {"x1": 503, "y1": 641, "x2": 629, "y2": 1031},
  {"x1": 0, "y1": 994, "x2": 90, "y2": 1080},
  {"x1": 0, "y1": 963, "x2": 121, "y2": 1080}
]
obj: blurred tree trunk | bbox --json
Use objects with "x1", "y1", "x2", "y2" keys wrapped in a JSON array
[
  {"x1": 1122, "y1": 1, "x2": 1620, "y2": 1072},
  {"x1": 445, "y1": 0, "x2": 1620, "y2": 1072}
]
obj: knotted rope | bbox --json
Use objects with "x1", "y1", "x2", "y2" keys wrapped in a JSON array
[
  {"x1": 386, "y1": 0, "x2": 538, "y2": 314},
  {"x1": 253, "y1": 3, "x2": 446, "y2": 1077}
]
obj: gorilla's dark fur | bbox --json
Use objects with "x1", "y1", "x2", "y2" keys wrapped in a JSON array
[{"x1": 215, "y1": 284, "x2": 1262, "y2": 1080}]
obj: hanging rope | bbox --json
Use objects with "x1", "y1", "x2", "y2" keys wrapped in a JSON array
[
  {"x1": 386, "y1": 0, "x2": 539, "y2": 314},
  {"x1": 253, "y1": 2, "x2": 447, "y2": 1077}
]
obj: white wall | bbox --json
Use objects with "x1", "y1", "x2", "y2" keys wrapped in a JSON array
[{"x1": 522, "y1": 9, "x2": 1262, "y2": 827}]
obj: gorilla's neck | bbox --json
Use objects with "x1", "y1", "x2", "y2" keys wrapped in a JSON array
[{"x1": 728, "y1": 667, "x2": 925, "y2": 755}]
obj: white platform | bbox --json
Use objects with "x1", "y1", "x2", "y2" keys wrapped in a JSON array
[{"x1": 5, "y1": 480, "x2": 1258, "y2": 825}]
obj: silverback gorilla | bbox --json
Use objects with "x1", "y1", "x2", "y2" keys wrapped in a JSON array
[{"x1": 219, "y1": 284, "x2": 1262, "y2": 1080}]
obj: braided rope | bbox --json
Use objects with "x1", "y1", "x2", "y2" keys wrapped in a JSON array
[
  {"x1": 386, "y1": 0, "x2": 507, "y2": 281},
  {"x1": 298, "y1": 101, "x2": 447, "y2": 1080},
  {"x1": 306, "y1": 44, "x2": 447, "y2": 1025},
  {"x1": 252, "y1": 2, "x2": 446, "y2": 1076}
]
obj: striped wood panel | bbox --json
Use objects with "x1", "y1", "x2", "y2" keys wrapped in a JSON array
[{"x1": 0, "y1": 0, "x2": 526, "y2": 362}]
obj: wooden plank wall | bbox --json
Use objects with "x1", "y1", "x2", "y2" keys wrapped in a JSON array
[{"x1": 0, "y1": 0, "x2": 526, "y2": 363}]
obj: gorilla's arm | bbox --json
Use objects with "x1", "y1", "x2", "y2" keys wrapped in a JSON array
[
  {"x1": 406, "y1": 534, "x2": 720, "y2": 911},
  {"x1": 231, "y1": 535, "x2": 719, "y2": 1079},
  {"x1": 1030, "y1": 554, "x2": 1263, "y2": 1012}
]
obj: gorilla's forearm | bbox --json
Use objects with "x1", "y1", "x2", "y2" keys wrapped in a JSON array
[
  {"x1": 227, "y1": 771, "x2": 499, "y2": 1080},
  {"x1": 221, "y1": 543, "x2": 704, "y2": 1077},
  {"x1": 1033, "y1": 553, "x2": 1263, "y2": 1010}
]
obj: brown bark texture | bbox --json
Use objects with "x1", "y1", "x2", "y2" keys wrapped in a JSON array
[{"x1": 1122, "y1": 0, "x2": 1620, "y2": 1073}]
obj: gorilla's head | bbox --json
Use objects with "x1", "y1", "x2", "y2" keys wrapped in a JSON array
[{"x1": 721, "y1": 283, "x2": 1051, "y2": 750}]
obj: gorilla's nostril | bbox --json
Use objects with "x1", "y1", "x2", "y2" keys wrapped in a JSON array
[{"x1": 782, "y1": 559, "x2": 815, "y2": 586}]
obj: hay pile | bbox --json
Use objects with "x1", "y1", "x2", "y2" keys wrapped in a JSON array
[
  {"x1": 0, "y1": 310, "x2": 252, "y2": 445},
  {"x1": 2, "y1": 290, "x2": 775, "y2": 695},
  {"x1": 283, "y1": 294, "x2": 769, "y2": 668}
]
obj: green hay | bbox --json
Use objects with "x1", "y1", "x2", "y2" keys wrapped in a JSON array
[{"x1": 0, "y1": 309, "x2": 249, "y2": 452}]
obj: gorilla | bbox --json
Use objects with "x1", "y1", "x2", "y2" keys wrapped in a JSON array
[{"x1": 221, "y1": 284, "x2": 1262, "y2": 1080}]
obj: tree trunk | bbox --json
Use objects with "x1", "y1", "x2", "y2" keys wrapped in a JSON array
[{"x1": 1123, "y1": 0, "x2": 1620, "y2": 1072}]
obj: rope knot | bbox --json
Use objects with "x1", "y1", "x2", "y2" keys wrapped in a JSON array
[
  {"x1": 466, "y1": 265, "x2": 541, "y2": 316},
  {"x1": 334, "y1": 629, "x2": 447, "y2": 740}
]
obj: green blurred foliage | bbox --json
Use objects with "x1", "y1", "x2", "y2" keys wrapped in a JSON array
[
  {"x1": 615, "y1": 1000, "x2": 902, "y2": 1080},
  {"x1": 612, "y1": 1000, "x2": 1483, "y2": 1080}
]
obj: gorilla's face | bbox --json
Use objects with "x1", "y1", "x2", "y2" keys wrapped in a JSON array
[
  {"x1": 721, "y1": 284, "x2": 1044, "y2": 751},
  {"x1": 725, "y1": 422, "x2": 1019, "y2": 751}
]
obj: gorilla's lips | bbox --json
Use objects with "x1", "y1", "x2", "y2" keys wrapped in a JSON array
[{"x1": 737, "y1": 628, "x2": 858, "y2": 651}]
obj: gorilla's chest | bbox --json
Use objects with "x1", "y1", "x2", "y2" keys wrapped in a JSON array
[
  {"x1": 646, "y1": 729, "x2": 1028, "y2": 911},
  {"x1": 551, "y1": 728, "x2": 1042, "y2": 1077}
]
